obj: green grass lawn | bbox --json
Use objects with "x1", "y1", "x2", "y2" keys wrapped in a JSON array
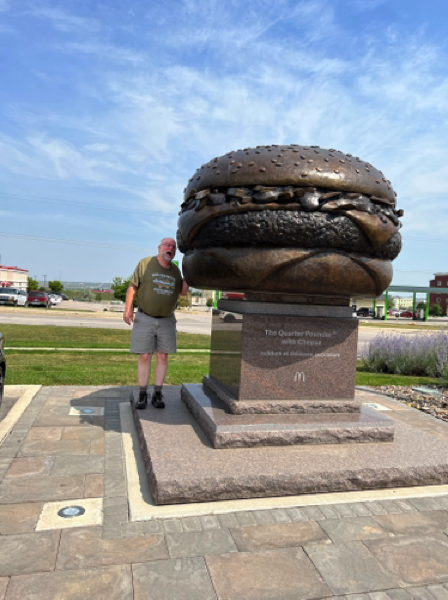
[
  {"x1": 4, "y1": 348, "x2": 442, "y2": 388},
  {"x1": 355, "y1": 370, "x2": 441, "y2": 387},
  {"x1": 5, "y1": 351, "x2": 210, "y2": 386},
  {"x1": 360, "y1": 322, "x2": 448, "y2": 331},
  {"x1": 2, "y1": 323, "x2": 445, "y2": 388},
  {"x1": 1, "y1": 324, "x2": 210, "y2": 349}
]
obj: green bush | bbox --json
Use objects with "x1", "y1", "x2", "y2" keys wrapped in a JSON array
[
  {"x1": 111, "y1": 277, "x2": 130, "y2": 302},
  {"x1": 27, "y1": 277, "x2": 39, "y2": 291},
  {"x1": 429, "y1": 303, "x2": 443, "y2": 317},
  {"x1": 48, "y1": 280, "x2": 63, "y2": 293},
  {"x1": 177, "y1": 294, "x2": 190, "y2": 308}
]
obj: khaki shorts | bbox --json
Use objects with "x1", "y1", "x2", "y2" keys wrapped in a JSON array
[{"x1": 130, "y1": 312, "x2": 177, "y2": 354}]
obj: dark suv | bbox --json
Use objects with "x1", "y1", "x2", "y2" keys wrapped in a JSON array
[
  {"x1": 356, "y1": 307, "x2": 373, "y2": 317},
  {"x1": 0, "y1": 332, "x2": 6, "y2": 408},
  {"x1": 27, "y1": 291, "x2": 51, "y2": 308}
]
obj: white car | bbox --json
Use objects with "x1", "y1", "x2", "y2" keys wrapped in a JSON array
[
  {"x1": 0, "y1": 287, "x2": 28, "y2": 306},
  {"x1": 48, "y1": 293, "x2": 63, "y2": 306},
  {"x1": 218, "y1": 310, "x2": 243, "y2": 323}
]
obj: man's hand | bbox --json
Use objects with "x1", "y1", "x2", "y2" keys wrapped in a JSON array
[
  {"x1": 123, "y1": 284, "x2": 137, "y2": 325},
  {"x1": 181, "y1": 279, "x2": 189, "y2": 296},
  {"x1": 123, "y1": 309, "x2": 134, "y2": 325}
]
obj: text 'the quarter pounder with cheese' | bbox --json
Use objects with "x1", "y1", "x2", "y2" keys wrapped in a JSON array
[{"x1": 177, "y1": 145, "x2": 403, "y2": 302}]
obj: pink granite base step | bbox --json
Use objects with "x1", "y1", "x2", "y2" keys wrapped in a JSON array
[
  {"x1": 203, "y1": 375, "x2": 361, "y2": 414},
  {"x1": 130, "y1": 387, "x2": 448, "y2": 505},
  {"x1": 181, "y1": 384, "x2": 394, "y2": 448}
]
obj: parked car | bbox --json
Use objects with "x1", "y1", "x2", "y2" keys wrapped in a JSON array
[
  {"x1": 218, "y1": 310, "x2": 243, "y2": 323},
  {"x1": 27, "y1": 291, "x2": 51, "y2": 308},
  {"x1": 399, "y1": 311, "x2": 413, "y2": 318},
  {"x1": 356, "y1": 307, "x2": 373, "y2": 317},
  {"x1": 0, "y1": 332, "x2": 6, "y2": 408},
  {"x1": 0, "y1": 287, "x2": 28, "y2": 307},
  {"x1": 48, "y1": 293, "x2": 62, "y2": 306}
]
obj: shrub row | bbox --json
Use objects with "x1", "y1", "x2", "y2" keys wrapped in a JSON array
[{"x1": 362, "y1": 331, "x2": 448, "y2": 379}]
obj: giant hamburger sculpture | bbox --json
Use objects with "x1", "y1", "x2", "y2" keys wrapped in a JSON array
[{"x1": 177, "y1": 145, "x2": 402, "y2": 300}]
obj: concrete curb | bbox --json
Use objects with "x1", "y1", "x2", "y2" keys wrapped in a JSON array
[{"x1": 0, "y1": 385, "x2": 41, "y2": 446}]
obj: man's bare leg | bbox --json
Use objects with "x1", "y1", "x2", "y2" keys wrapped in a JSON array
[
  {"x1": 138, "y1": 353, "x2": 152, "y2": 386},
  {"x1": 154, "y1": 352, "x2": 169, "y2": 386},
  {"x1": 136, "y1": 353, "x2": 152, "y2": 409},
  {"x1": 152, "y1": 352, "x2": 169, "y2": 408}
]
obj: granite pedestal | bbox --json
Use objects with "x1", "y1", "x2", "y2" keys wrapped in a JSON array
[
  {"x1": 181, "y1": 383, "x2": 394, "y2": 448},
  {"x1": 130, "y1": 387, "x2": 448, "y2": 505},
  {"x1": 182, "y1": 301, "x2": 395, "y2": 448}
]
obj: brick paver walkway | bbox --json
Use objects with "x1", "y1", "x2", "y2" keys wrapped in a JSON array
[{"x1": 1, "y1": 385, "x2": 448, "y2": 600}]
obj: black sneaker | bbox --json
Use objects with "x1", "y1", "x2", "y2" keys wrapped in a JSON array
[
  {"x1": 151, "y1": 390, "x2": 165, "y2": 409},
  {"x1": 136, "y1": 390, "x2": 147, "y2": 409}
]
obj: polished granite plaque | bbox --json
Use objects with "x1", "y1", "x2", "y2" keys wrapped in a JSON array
[{"x1": 210, "y1": 313, "x2": 358, "y2": 402}]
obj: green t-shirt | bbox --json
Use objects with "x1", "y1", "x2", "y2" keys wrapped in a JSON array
[{"x1": 130, "y1": 256, "x2": 183, "y2": 317}]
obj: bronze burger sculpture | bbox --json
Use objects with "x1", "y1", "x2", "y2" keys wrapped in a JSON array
[{"x1": 177, "y1": 144, "x2": 403, "y2": 301}]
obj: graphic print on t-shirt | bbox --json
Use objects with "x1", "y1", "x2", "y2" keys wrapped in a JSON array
[{"x1": 152, "y1": 272, "x2": 177, "y2": 296}]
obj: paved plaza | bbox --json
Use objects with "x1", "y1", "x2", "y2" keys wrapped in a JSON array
[{"x1": 1, "y1": 384, "x2": 448, "y2": 599}]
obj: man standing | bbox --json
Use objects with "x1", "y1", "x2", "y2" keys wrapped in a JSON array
[{"x1": 123, "y1": 237, "x2": 189, "y2": 409}]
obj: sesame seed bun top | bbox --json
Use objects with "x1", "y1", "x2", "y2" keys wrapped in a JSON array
[{"x1": 184, "y1": 144, "x2": 396, "y2": 206}]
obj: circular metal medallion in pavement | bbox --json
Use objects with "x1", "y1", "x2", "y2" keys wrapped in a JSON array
[{"x1": 57, "y1": 505, "x2": 86, "y2": 518}]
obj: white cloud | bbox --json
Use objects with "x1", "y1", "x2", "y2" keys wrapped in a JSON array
[
  {"x1": 26, "y1": 135, "x2": 111, "y2": 181},
  {"x1": 24, "y1": 5, "x2": 100, "y2": 33},
  {"x1": 84, "y1": 143, "x2": 110, "y2": 152},
  {"x1": 0, "y1": 134, "x2": 39, "y2": 175},
  {"x1": 64, "y1": 42, "x2": 145, "y2": 65}
]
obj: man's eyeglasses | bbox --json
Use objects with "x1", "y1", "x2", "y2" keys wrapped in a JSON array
[{"x1": 161, "y1": 243, "x2": 176, "y2": 249}]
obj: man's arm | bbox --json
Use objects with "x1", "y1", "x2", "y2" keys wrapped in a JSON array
[
  {"x1": 180, "y1": 279, "x2": 189, "y2": 296},
  {"x1": 123, "y1": 284, "x2": 137, "y2": 325}
]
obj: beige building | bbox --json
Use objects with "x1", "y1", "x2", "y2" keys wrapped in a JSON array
[
  {"x1": 0, "y1": 265, "x2": 29, "y2": 290},
  {"x1": 354, "y1": 295, "x2": 415, "y2": 311},
  {"x1": 393, "y1": 297, "x2": 414, "y2": 310}
]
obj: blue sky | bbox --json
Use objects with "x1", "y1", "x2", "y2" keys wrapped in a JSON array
[{"x1": 1, "y1": 0, "x2": 447, "y2": 287}]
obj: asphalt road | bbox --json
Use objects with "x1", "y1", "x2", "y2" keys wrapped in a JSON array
[{"x1": 0, "y1": 306, "x2": 213, "y2": 335}]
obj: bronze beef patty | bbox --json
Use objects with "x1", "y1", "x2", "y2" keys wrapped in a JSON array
[{"x1": 178, "y1": 209, "x2": 401, "y2": 260}]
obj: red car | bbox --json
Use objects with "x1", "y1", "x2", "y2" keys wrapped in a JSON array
[
  {"x1": 27, "y1": 291, "x2": 51, "y2": 308},
  {"x1": 399, "y1": 311, "x2": 413, "y2": 318}
]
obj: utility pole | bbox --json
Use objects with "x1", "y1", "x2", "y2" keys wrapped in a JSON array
[{"x1": 43, "y1": 274, "x2": 47, "y2": 288}]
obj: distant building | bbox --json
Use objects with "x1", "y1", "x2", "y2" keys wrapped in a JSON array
[
  {"x1": 429, "y1": 273, "x2": 448, "y2": 315},
  {"x1": 392, "y1": 296, "x2": 413, "y2": 310},
  {"x1": 352, "y1": 295, "x2": 386, "y2": 310},
  {"x1": 0, "y1": 265, "x2": 29, "y2": 290},
  {"x1": 61, "y1": 282, "x2": 112, "y2": 290}
]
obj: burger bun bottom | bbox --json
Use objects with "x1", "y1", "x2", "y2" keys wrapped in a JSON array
[{"x1": 182, "y1": 246, "x2": 393, "y2": 301}]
